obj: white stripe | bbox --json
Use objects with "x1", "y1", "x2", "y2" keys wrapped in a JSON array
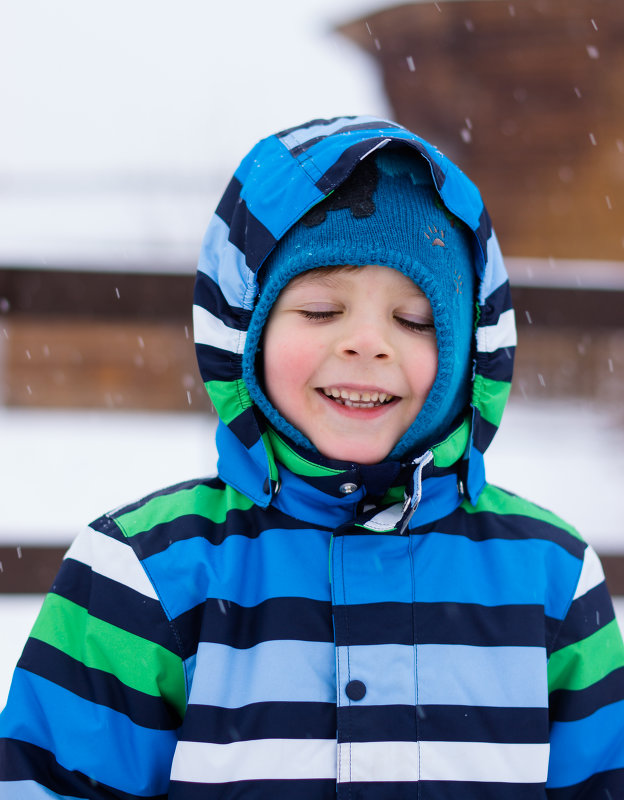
[
  {"x1": 193, "y1": 304, "x2": 247, "y2": 354},
  {"x1": 476, "y1": 308, "x2": 517, "y2": 353},
  {"x1": 339, "y1": 741, "x2": 549, "y2": 784},
  {"x1": 420, "y1": 740, "x2": 550, "y2": 784},
  {"x1": 64, "y1": 525, "x2": 158, "y2": 600},
  {"x1": 573, "y1": 545, "x2": 605, "y2": 600},
  {"x1": 171, "y1": 739, "x2": 336, "y2": 783},
  {"x1": 339, "y1": 741, "x2": 419, "y2": 783}
]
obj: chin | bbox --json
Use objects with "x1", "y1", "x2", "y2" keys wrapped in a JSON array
[{"x1": 318, "y1": 442, "x2": 391, "y2": 465}]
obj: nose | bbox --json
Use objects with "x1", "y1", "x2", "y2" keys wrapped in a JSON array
[{"x1": 337, "y1": 315, "x2": 394, "y2": 360}]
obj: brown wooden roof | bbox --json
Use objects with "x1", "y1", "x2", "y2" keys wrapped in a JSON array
[{"x1": 339, "y1": 0, "x2": 624, "y2": 261}]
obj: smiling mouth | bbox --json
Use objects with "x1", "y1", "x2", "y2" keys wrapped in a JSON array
[{"x1": 320, "y1": 387, "x2": 397, "y2": 408}]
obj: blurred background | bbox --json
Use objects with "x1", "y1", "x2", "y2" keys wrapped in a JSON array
[{"x1": 1, "y1": 0, "x2": 623, "y2": 706}]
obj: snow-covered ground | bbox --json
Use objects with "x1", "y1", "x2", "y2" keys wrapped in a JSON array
[{"x1": 1, "y1": 398, "x2": 623, "y2": 707}]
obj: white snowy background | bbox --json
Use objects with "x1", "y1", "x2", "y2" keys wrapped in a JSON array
[{"x1": 1, "y1": 0, "x2": 623, "y2": 707}]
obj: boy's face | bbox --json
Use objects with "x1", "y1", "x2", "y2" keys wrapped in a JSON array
[{"x1": 262, "y1": 265, "x2": 438, "y2": 464}]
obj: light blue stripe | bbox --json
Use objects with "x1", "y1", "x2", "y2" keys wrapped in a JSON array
[
  {"x1": 479, "y1": 232, "x2": 508, "y2": 303},
  {"x1": 144, "y1": 527, "x2": 332, "y2": 618},
  {"x1": 196, "y1": 214, "x2": 256, "y2": 310},
  {"x1": 279, "y1": 115, "x2": 399, "y2": 153},
  {"x1": 418, "y1": 643, "x2": 547, "y2": 707},
  {"x1": 0, "y1": 669, "x2": 174, "y2": 796},
  {"x1": 190, "y1": 640, "x2": 335, "y2": 708},
  {"x1": 0, "y1": 780, "x2": 84, "y2": 800},
  {"x1": 335, "y1": 531, "x2": 579, "y2": 619},
  {"x1": 336, "y1": 644, "x2": 547, "y2": 708},
  {"x1": 547, "y1": 700, "x2": 624, "y2": 787}
]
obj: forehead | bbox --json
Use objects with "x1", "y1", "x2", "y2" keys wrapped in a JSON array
[{"x1": 285, "y1": 265, "x2": 427, "y2": 296}]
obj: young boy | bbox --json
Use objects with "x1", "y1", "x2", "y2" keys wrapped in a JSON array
[{"x1": 1, "y1": 116, "x2": 623, "y2": 799}]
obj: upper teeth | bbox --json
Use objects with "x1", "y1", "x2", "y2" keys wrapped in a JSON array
[{"x1": 322, "y1": 387, "x2": 393, "y2": 405}]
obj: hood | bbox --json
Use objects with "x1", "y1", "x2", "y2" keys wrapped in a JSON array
[{"x1": 193, "y1": 115, "x2": 516, "y2": 508}]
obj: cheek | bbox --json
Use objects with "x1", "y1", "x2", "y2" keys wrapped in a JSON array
[{"x1": 263, "y1": 329, "x2": 318, "y2": 402}]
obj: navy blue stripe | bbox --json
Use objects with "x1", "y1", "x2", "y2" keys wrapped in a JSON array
[
  {"x1": 195, "y1": 343, "x2": 242, "y2": 383},
  {"x1": 127, "y1": 504, "x2": 309, "y2": 560},
  {"x1": 197, "y1": 597, "x2": 333, "y2": 648},
  {"x1": 0, "y1": 738, "x2": 165, "y2": 800},
  {"x1": 51, "y1": 560, "x2": 179, "y2": 653},
  {"x1": 227, "y1": 404, "x2": 263, "y2": 450},
  {"x1": 550, "y1": 667, "x2": 624, "y2": 723},
  {"x1": 171, "y1": 779, "x2": 336, "y2": 800},
  {"x1": 545, "y1": 767, "x2": 624, "y2": 799},
  {"x1": 182, "y1": 701, "x2": 336, "y2": 743},
  {"x1": 276, "y1": 115, "x2": 358, "y2": 137},
  {"x1": 471, "y1": 408, "x2": 498, "y2": 454},
  {"x1": 420, "y1": 782, "x2": 543, "y2": 800},
  {"x1": 476, "y1": 206, "x2": 492, "y2": 256},
  {"x1": 476, "y1": 346, "x2": 515, "y2": 383},
  {"x1": 552, "y1": 584, "x2": 615, "y2": 651},
  {"x1": 481, "y1": 279, "x2": 513, "y2": 324},
  {"x1": 315, "y1": 139, "x2": 403, "y2": 194},
  {"x1": 18, "y1": 639, "x2": 181, "y2": 730},
  {"x1": 287, "y1": 122, "x2": 402, "y2": 159},
  {"x1": 437, "y1": 504, "x2": 586, "y2": 558},
  {"x1": 343, "y1": 601, "x2": 546, "y2": 647},
  {"x1": 227, "y1": 195, "x2": 276, "y2": 272},
  {"x1": 340, "y1": 704, "x2": 548, "y2": 744},
  {"x1": 215, "y1": 176, "x2": 243, "y2": 228},
  {"x1": 341, "y1": 782, "x2": 542, "y2": 800},
  {"x1": 194, "y1": 273, "x2": 252, "y2": 331}
]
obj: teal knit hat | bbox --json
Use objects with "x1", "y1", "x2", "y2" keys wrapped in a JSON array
[{"x1": 243, "y1": 148, "x2": 476, "y2": 460}]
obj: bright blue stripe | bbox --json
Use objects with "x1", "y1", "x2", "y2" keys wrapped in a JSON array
[
  {"x1": 336, "y1": 644, "x2": 547, "y2": 708},
  {"x1": 0, "y1": 780, "x2": 82, "y2": 800},
  {"x1": 190, "y1": 640, "x2": 335, "y2": 708},
  {"x1": 335, "y1": 531, "x2": 579, "y2": 618},
  {"x1": 438, "y1": 158, "x2": 483, "y2": 230},
  {"x1": 234, "y1": 136, "x2": 323, "y2": 238},
  {"x1": 196, "y1": 215, "x2": 256, "y2": 310},
  {"x1": 547, "y1": 700, "x2": 624, "y2": 787},
  {"x1": 144, "y1": 528, "x2": 332, "y2": 618},
  {"x1": 0, "y1": 669, "x2": 174, "y2": 796}
]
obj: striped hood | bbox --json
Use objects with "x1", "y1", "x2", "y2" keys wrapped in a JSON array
[{"x1": 193, "y1": 116, "x2": 515, "y2": 508}]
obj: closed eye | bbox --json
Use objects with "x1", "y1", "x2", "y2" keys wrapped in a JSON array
[
  {"x1": 299, "y1": 310, "x2": 340, "y2": 320},
  {"x1": 395, "y1": 315, "x2": 435, "y2": 334}
]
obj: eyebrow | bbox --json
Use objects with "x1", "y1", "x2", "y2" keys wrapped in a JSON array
[{"x1": 291, "y1": 267, "x2": 428, "y2": 297}]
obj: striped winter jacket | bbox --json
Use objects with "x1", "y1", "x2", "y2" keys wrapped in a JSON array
[{"x1": 2, "y1": 117, "x2": 624, "y2": 799}]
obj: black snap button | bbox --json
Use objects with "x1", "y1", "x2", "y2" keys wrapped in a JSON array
[{"x1": 345, "y1": 679, "x2": 367, "y2": 701}]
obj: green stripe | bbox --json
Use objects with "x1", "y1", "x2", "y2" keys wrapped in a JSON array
[
  {"x1": 548, "y1": 619, "x2": 624, "y2": 693},
  {"x1": 205, "y1": 378, "x2": 251, "y2": 425},
  {"x1": 462, "y1": 484, "x2": 581, "y2": 539},
  {"x1": 31, "y1": 593, "x2": 187, "y2": 716},
  {"x1": 267, "y1": 429, "x2": 343, "y2": 478},
  {"x1": 115, "y1": 483, "x2": 254, "y2": 538},
  {"x1": 431, "y1": 416, "x2": 470, "y2": 468},
  {"x1": 473, "y1": 374, "x2": 510, "y2": 428}
]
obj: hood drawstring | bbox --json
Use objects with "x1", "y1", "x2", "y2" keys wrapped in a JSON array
[{"x1": 399, "y1": 451, "x2": 434, "y2": 535}]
